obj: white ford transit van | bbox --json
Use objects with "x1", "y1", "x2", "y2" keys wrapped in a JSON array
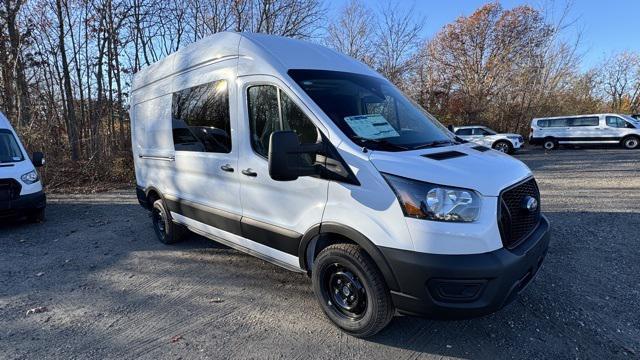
[
  {"x1": 131, "y1": 32, "x2": 550, "y2": 337},
  {"x1": 530, "y1": 113, "x2": 640, "y2": 150},
  {"x1": 0, "y1": 112, "x2": 46, "y2": 222}
]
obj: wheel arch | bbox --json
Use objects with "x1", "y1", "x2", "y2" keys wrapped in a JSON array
[
  {"x1": 492, "y1": 139, "x2": 513, "y2": 148},
  {"x1": 299, "y1": 222, "x2": 400, "y2": 291},
  {"x1": 138, "y1": 186, "x2": 164, "y2": 210}
]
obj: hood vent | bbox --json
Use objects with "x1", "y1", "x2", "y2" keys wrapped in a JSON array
[
  {"x1": 422, "y1": 151, "x2": 467, "y2": 160},
  {"x1": 472, "y1": 145, "x2": 491, "y2": 152}
]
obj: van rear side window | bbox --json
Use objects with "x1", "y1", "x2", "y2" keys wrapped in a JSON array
[
  {"x1": 171, "y1": 80, "x2": 231, "y2": 153},
  {"x1": 569, "y1": 117, "x2": 599, "y2": 127}
]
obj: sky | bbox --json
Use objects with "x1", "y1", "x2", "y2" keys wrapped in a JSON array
[{"x1": 328, "y1": 0, "x2": 640, "y2": 70}]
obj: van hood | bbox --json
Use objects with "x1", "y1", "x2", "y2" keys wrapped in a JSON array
[{"x1": 369, "y1": 143, "x2": 532, "y2": 196}]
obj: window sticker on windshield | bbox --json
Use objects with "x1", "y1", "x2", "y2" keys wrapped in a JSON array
[
  {"x1": 12, "y1": 156, "x2": 21, "y2": 161},
  {"x1": 344, "y1": 114, "x2": 399, "y2": 139}
]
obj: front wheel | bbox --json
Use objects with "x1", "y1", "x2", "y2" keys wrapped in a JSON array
[
  {"x1": 312, "y1": 243, "x2": 394, "y2": 338},
  {"x1": 622, "y1": 136, "x2": 639, "y2": 149},
  {"x1": 492, "y1": 140, "x2": 513, "y2": 154}
]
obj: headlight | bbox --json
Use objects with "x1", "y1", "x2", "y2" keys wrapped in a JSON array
[
  {"x1": 21, "y1": 170, "x2": 40, "y2": 184},
  {"x1": 382, "y1": 173, "x2": 481, "y2": 222}
]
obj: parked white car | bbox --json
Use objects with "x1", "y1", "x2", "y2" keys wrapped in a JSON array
[
  {"x1": 0, "y1": 112, "x2": 46, "y2": 222},
  {"x1": 529, "y1": 113, "x2": 640, "y2": 150},
  {"x1": 453, "y1": 126, "x2": 524, "y2": 154},
  {"x1": 131, "y1": 32, "x2": 550, "y2": 337}
]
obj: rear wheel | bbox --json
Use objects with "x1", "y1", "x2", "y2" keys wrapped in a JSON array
[
  {"x1": 622, "y1": 136, "x2": 639, "y2": 149},
  {"x1": 492, "y1": 140, "x2": 513, "y2": 154},
  {"x1": 543, "y1": 138, "x2": 557, "y2": 150},
  {"x1": 151, "y1": 199, "x2": 187, "y2": 244},
  {"x1": 312, "y1": 243, "x2": 394, "y2": 338}
]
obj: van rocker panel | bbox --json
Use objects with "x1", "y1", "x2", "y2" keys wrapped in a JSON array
[{"x1": 381, "y1": 216, "x2": 550, "y2": 318}]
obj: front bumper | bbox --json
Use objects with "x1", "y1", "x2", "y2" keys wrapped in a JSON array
[
  {"x1": 381, "y1": 215, "x2": 550, "y2": 318},
  {"x1": 0, "y1": 190, "x2": 46, "y2": 219}
]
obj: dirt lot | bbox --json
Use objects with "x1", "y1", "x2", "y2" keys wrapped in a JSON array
[{"x1": 1, "y1": 147, "x2": 639, "y2": 359}]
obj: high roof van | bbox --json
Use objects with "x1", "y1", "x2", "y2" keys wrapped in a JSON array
[
  {"x1": 0, "y1": 112, "x2": 46, "y2": 222},
  {"x1": 130, "y1": 32, "x2": 550, "y2": 337}
]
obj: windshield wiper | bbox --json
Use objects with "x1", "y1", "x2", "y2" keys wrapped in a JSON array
[
  {"x1": 411, "y1": 140, "x2": 456, "y2": 150},
  {"x1": 352, "y1": 136, "x2": 410, "y2": 151}
]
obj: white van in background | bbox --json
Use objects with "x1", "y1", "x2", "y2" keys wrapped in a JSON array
[
  {"x1": 529, "y1": 114, "x2": 640, "y2": 150},
  {"x1": 0, "y1": 112, "x2": 46, "y2": 222},
  {"x1": 453, "y1": 125, "x2": 524, "y2": 153},
  {"x1": 131, "y1": 32, "x2": 550, "y2": 337}
]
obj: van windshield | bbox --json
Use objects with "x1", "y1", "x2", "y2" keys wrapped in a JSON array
[
  {"x1": 288, "y1": 70, "x2": 458, "y2": 151},
  {"x1": 0, "y1": 129, "x2": 25, "y2": 163}
]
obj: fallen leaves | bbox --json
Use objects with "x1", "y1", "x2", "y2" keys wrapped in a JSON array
[{"x1": 170, "y1": 335, "x2": 183, "y2": 343}]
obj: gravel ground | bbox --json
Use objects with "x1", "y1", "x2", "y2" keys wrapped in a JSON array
[{"x1": 1, "y1": 147, "x2": 639, "y2": 359}]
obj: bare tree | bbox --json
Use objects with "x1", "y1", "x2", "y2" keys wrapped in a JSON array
[
  {"x1": 373, "y1": 1, "x2": 423, "y2": 85},
  {"x1": 324, "y1": 0, "x2": 374, "y2": 66},
  {"x1": 598, "y1": 51, "x2": 640, "y2": 112}
]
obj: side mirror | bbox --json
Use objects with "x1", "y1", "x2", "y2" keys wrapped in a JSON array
[
  {"x1": 32, "y1": 152, "x2": 45, "y2": 167},
  {"x1": 268, "y1": 131, "x2": 321, "y2": 181}
]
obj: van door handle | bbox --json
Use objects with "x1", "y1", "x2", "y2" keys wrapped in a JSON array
[
  {"x1": 241, "y1": 168, "x2": 257, "y2": 177},
  {"x1": 220, "y1": 164, "x2": 234, "y2": 172}
]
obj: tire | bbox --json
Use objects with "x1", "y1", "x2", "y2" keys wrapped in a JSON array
[
  {"x1": 151, "y1": 199, "x2": 187, "y2": 244},
  {"x1": 621, "y1": 136, "x2": 639, "y2": 150},
  {"x1": 492, "y1": 140, "x2": 513, "y2": 154},
  {"x1": 27, "y1": 208, "x2": 45, "y2": 223},
  {"x1": 312, "y1": 243, "x2": 394, "y2": 338},
  {"x1": 543, "y1": 138, "x2": 557, "y2": 150}
]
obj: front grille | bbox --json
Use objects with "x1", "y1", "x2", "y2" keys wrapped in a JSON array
[
  {"x1": 498, "y1": 178, "x2": 541, "y2": 248},
  {"x1": 0, "y1": 179, "x2": 22, "y2": 201}
]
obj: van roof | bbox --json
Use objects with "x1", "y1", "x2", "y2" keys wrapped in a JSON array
[
  {"x1": 131, "y1": 32, "x2": 380, "y2": 92},
  {"x1": 532, "y1": 113, "x2": 621, "y2": 121},
  {"x1": 454, "y1": 125, "x2": 488, "y2": 129}
]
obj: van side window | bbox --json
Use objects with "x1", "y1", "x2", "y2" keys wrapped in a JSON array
[
  {"x1": 548, "y1": 119, "x2": 568, "y2": 127},
  {"x1": 606, "y1": 116, "x2": 632, "y2": 128},
  {"x1": 537, "y1": 120, "x2": 549, "y2": 128},
  {"x1": 248, "y1": 85, "x2": 319, "y2": 158},
  {"x1": 569, "y1": 117, "x2": 599, "y2": 127},
  {"x1": 172, "y1": 80, "x2": 231, "y2": 153}
]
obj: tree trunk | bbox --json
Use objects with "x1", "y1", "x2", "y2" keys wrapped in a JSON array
[{"x1": 56, "y1": 0, "x2": 80, "y2": 160}]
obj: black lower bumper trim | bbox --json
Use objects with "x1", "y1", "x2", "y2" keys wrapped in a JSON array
[
  {"x1": 381, "y1": 216, "x2": 550, "y2": 319},
  {"x1": 0, "y1": 190, "x2": 46, "y2": 218}
]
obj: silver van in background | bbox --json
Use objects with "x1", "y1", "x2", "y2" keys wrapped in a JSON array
[{"x1": 529, "y1": 113, "x2": 640, "y2": 150}]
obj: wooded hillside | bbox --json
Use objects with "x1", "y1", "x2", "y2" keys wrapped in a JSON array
[{"x1": 1, "y1": 0, "x2": 638, "y2": 189}]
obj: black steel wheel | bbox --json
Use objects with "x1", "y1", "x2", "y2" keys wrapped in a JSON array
[
  {"x1": 151, "y1": 199, "x2": 186, "y2": 244},
  {"x1": 312, "y1": 243, "x2": 394, "y2": 337},
  {"x1": 324, "y1": 264, "x2": 367, "y2": 319}
]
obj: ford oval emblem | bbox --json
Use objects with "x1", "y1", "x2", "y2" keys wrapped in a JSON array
[{"x1": 522, "y1": 196, "x2": 538, "y2": 212}]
